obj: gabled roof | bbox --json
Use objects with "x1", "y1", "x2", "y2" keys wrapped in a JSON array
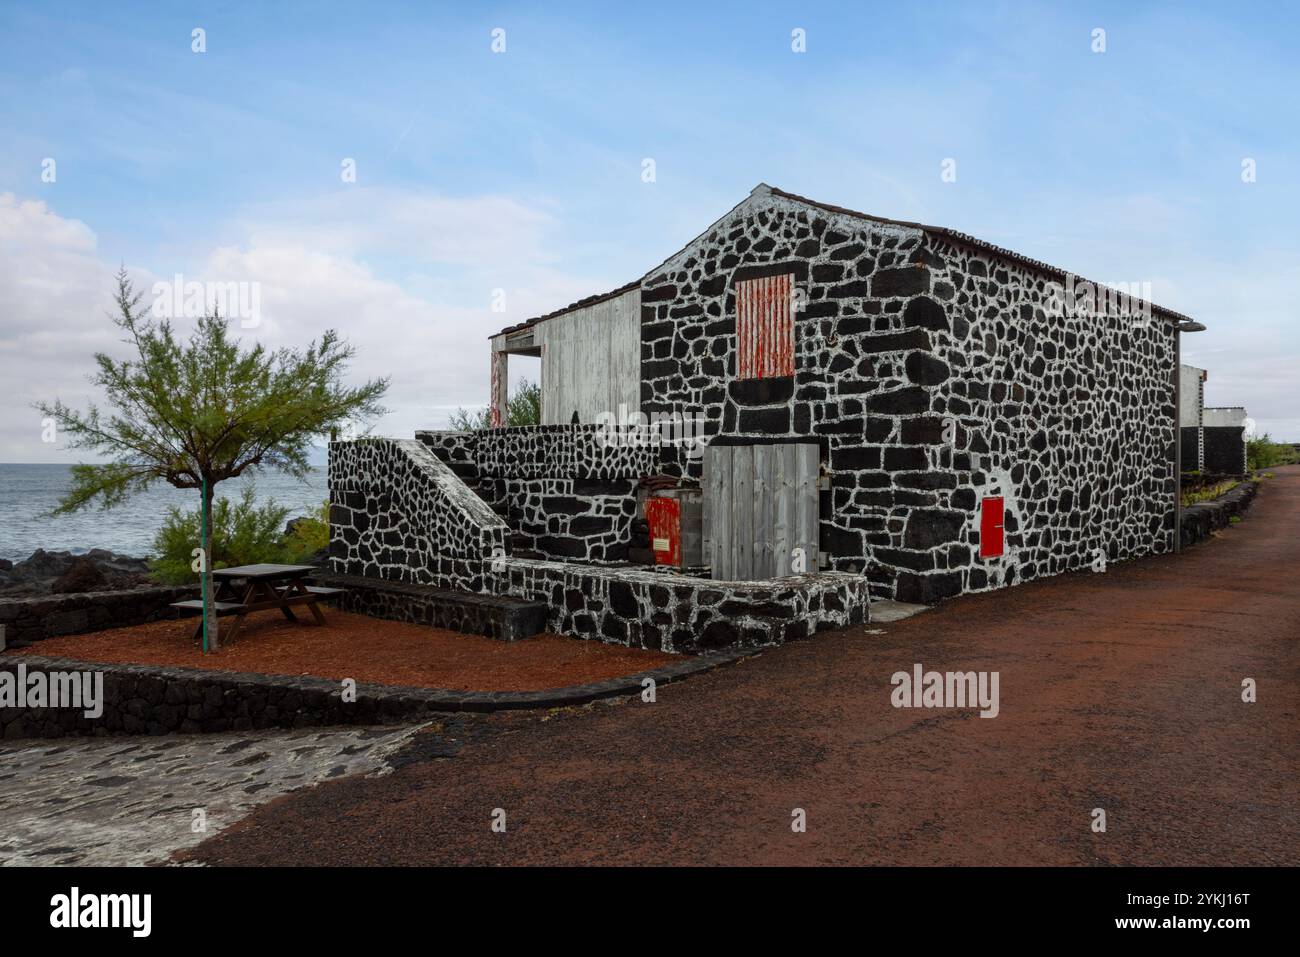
[
  {"x1": 764, "y1": 185, "x2": 1197, "y2": 326},
  {"x1": 492, "y1": 280, "x2": 639, "y2": 339},
  {"x1": 492, "y1": 183, "x2": 1198, "y2": 337}
]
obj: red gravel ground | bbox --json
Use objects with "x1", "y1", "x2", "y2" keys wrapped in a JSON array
[
  {"x1": 187, "y1": 467, "x2": 1300, "y2": 866},
  {"x1": 11, "y1": 611, "x2": 675, "y2": 691}
]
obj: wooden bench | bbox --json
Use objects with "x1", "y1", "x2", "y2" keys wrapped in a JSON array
[
  {"x1": 171, "y1": 565, "x2": 346, "y2": 645},
  {"x1": 170, "y1": 599, "x2": 247, "y2": 616},
  {"x1": 304, "y1": 586, "x2": 345, "y2": 598}
]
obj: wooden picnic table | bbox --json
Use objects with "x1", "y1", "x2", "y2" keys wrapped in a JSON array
[{"x1": 171, "y1": 563, "x2": 344, "y2": 643}]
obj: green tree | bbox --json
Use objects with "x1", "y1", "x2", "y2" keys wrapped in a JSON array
[
  {"x1": 37, "y1": 269, "x2": 388, "y2": 649},
  {"x1": 448, "y1": 378, "x2": 541, "y2": 429}
]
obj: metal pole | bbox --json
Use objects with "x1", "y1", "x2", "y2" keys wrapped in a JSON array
[{"x1": 201, "y1": 477, "x2": 210, "y2": 653}]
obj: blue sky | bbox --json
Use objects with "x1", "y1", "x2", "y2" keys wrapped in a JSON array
[{"x1": 1, "y1": 0, "x2": 1297, "y2": 462}]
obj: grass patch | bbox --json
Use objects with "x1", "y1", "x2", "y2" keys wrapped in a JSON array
[{"x1": 1181, "y1": 479, "x2": 1240, "y2": 508}]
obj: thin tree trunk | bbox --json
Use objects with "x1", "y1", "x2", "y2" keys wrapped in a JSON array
[{"x1": 201, "y1": 479, "x2": 220, "y2": 651}]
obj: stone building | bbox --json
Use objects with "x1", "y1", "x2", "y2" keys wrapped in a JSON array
[
  {"x1": 1179, "y1": 363, "x2": 1249, "y2": 475},
  {"x1": 328, "y1": 184, "x2": 1206, "y2": 650}
]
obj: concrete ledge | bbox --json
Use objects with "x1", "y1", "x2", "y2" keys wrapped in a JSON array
[
  {"x1": 0, "y1": 648, "x2": 753, "y2": 739},
  {"x1": 1180, "y1": 480, "x2": 1259, "y2": 549},
  {"x1": 311, "y1": 572, "x2": 547, "y2": 641}
]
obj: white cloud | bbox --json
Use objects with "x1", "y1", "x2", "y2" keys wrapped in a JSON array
[
  {"x1": 0, "y1": 193, "x2": 124, "y2": 461},
  {"x1": 234, "y1": 187, "x2": 560, "y2": 266},
  {"x1": 0, "y1": 189, "x2": 611, "y2": 463}
]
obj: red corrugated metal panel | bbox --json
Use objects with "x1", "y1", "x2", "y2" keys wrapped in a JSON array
[{"x1": 736, "y1": 274, "x2": 794, "y2": 379}]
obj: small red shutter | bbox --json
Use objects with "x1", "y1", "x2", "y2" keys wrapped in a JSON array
[
  {"x1": 735, "y1": 274, "x2": 794, "y2": 379},
  {"x1": 646, "y1": 496, "x2": 682, "y2": 567},
  {"x1": 980, "y1": 496, "x2": 1005, "y2": 559}
]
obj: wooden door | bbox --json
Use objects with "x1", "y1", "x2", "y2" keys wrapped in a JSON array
[{"x1": 703, "y1": 442, "x2": 819, "y2": 581}]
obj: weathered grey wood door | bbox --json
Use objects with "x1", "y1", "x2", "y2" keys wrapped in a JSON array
[{"x1": 703, "y1": 442, "x2": 819, "y2": 581}]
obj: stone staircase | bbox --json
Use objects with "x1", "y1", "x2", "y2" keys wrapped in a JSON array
[
  {"x1": 327, "y1": 438, "x2": 547, "y2": 640},
  {"x1": 416, "y1": 439, "x2": 549, "y2": 560}
]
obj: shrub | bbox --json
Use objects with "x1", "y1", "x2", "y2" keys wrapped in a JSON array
[
  {"x1": 448, "y1": 378, "x2": 541, "y2": 429},
  {"x1": 149, "y1": 486, "x2": 291, "y2": 584},
  {"x1": 1180, "y1": 480, "x2": 1239, "y2": 508},
  {"x1": 1247, "y1": 433, "x2": 1299, "y2": 471},
  {"x1": 283, "y1": 501, "x2": 330, "y2": 563}
]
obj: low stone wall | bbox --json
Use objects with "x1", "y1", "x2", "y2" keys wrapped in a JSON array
[
  {"x1": 493, "y1": 558, "x2": 871, "y2": 654},
  {"x1": 1180, "y1": 480, "x2": 1258, "y2": 548},
  {"x1": 0, "y1": 585, "x2": 192, "y2": 648},
  {"x1": 332, "y1": 433, "x2": 870, "y2": 653},
  {"x1": 0, "y1": 650, "x2": 751, "y2": 739},
  {"x1": 417, "y1": 425, "x2": 663, "y2": 481}
]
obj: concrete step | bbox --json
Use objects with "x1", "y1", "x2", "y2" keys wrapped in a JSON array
[{"x1": 309, "y1": 573, "x2": 548, "y2": 642}]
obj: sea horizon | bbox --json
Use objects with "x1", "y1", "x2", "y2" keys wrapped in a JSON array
[{"x1": 0, "y1": 463, "x2": 328, "y2": 564}]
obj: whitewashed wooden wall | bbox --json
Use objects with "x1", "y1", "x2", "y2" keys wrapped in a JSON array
[
  {"x1": 536, "y1": 287, "x2": 641, "y2": 425},
  {"x1": 703, "y1": 442, "x2": 819, "y2": 581}
]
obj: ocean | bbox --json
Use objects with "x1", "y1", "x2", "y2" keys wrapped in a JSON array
[{"x1": 0, "y1": 464, "x2": 328, "y2": 563}]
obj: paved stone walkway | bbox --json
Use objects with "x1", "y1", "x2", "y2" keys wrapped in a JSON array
[{"x1": 0, "y1": 723, "x2": 428, "y2": 866}]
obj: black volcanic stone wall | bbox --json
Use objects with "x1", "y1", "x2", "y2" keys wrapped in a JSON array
[
  {"x1": 417, "y1": 425, "x2": 660, "y2": 481},
  {"x1": 328, "y1": 438, "x2": 507, "y2": 590},
  {"x1": 492, "y1": 559, "x2": 869, "y2": 654},
  {"x1": 1181, "y1": 426, "x2": 1203, "y2": 471},
  {"x1": 417, "y1": 427, "x2": 649, "y2": 564},
  {"x1": 1179, "y1": 479, "x2": 1257, "y2": 547},
  {"x1": 499, "y1": 477, "x2": 637, "y2": 562},
  {"x1": 327, "y1": 434, "x2": 869, "y2": 653},
  {"x1": 1202, "y1": 427, "x2": 1247, "y2": 475},
  {"x1": 0, "y1": 586, "x2": 192, "y2": 647},
  {"x1": 638, "y1": 192, "x2": 1177, "y2": 600},
  {"x1": 1, "y1": 656, "x2": 443, "y2": 738}
]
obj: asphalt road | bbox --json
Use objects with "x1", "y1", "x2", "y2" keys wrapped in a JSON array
[{"x1": 185, "y1": 467, "x2": 1300, "y2": 866}]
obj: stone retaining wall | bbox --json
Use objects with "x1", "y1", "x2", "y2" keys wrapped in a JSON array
[
  {"x1": 0, "y1": 585, "x2": 192, "y2": 648},
  {"x1": 1180, "y1": 480, "x2": 1258, "y2": 548},
  {"x1": 493, "y1": 558, "x2": 870, "y2": 654},
  {"x1": 0, "y1": 651, "x2": 750, "y2": 739},
  {"x1": 417, "y1": 425, "x2": 663, "y2": 481}
]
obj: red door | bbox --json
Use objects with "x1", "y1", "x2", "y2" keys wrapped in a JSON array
[
  {"x1": 646, "y1": 497, "x2": 681, "y2": 567},
  {"x1": 980, "y1": 496, "x2": 1005, "y2": 559}
]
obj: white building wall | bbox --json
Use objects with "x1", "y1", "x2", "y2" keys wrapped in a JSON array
[
  {"x1": 536, "y1": 287, "x2": 641, "y2": 425},
  {"x1": 1179, "y1": 364, "x2": 1206, "y2": 427},
  {"x1": 1203, "y1": 407, "x2": 1247, "y2": 428}
]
